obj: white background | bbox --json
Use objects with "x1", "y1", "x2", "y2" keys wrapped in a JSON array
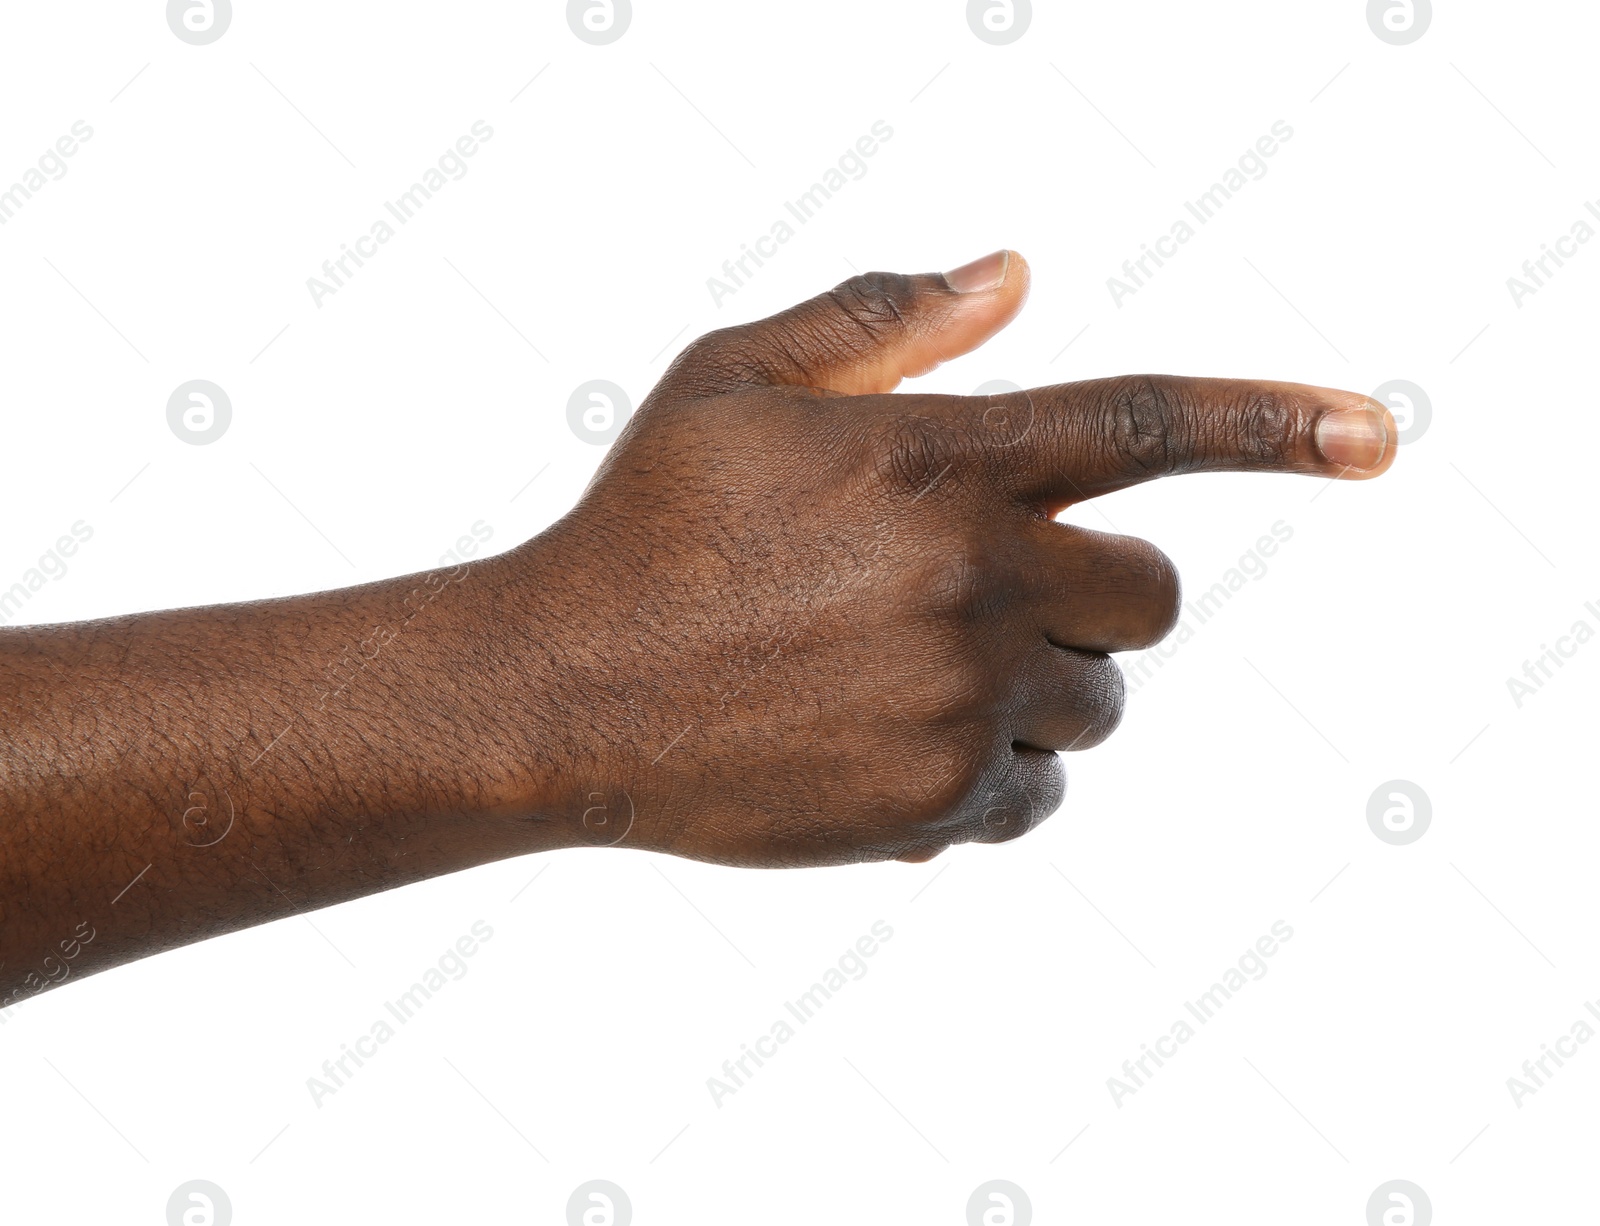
[{"x1": 1, "y1": 1, "x2": 1596, "y2": 1222}]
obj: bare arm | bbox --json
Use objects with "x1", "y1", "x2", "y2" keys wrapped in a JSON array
[
  {"x1": 0, "y1": 539, "x2": 580, "y2": 1002},
  {"x1": 0, "y1": 250, "x2": 1395, "y2": 1005}
]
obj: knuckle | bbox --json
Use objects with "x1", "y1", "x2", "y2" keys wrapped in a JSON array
[
  {"x1": 908, "y1": 744, "x2": 991, "y2": 825},
  {"x1": 670, "y1": 322, "x2": 841, "y2": 390},
  {"x1": 884, "y1": 643, "x2": 995, "y2": 732},
  {"x1": 977, "y1": 755, "x2": 1065, "y2": 843},
  {"x1": 675, "y1": 325, "x2": 746, "y2": 368},
  {"x1": 916, "y1": 543, "x2": 1018, "y2": 627},
  {"x1": 1100, "y1": 375, "x2": 1181, "y2": 474},
  {"x1": 871, "y1": 413, "x2": 967, "y2": 498},
  {"x1": 1016, "y1": 755, "x2": 1068, "y2": 830},
  {"x1": 826, "y1": 272, "x2": 915, "y2": 338},
  {"x1": 1231, "y1": 389, "x2": 1298, "y2": 466},
  {"x1": 924, "y1": 650, "x2": 997, "y2": 724},
  {"x1": 1030, "y1": 754, "x2": 1069, "y2": 817},
  {"x1": 1121, "y1": 538, "x2": 1183, "y2": 647},
  {"x1": 921, "y1": 550, "x2": 987, "y2": 623},
  {"x1": 1076, "y1": 656, "x2": 1127, "y2": 747},
  {"x1": 665, "y1": 326, "x2": 773, "y2": 389}
]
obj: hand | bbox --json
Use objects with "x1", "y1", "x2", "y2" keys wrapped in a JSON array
[
  {"x1": 0, "y1": 249, "x2": 1395, "y2": 995},
  {"x1": 507, "y1": 250, "x2": 1396, "y2": 866}
]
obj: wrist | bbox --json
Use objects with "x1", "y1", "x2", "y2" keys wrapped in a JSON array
[{"x1": 426, "y1": 531, "x2": 621, "y2": 856}]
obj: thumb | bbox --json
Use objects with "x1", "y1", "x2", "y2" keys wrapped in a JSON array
[{"x1": 654, "y1": 250, "x2": 1029, "y2": 400}]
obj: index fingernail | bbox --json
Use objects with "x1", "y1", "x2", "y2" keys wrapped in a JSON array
[{"x1": 1315, "y1": 407, "x2": 1389, "y2": 470}]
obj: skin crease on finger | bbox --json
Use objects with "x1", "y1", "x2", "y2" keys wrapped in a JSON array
[{"x1": 0, "y1": 249, "x2": 1395, "y2": 995}]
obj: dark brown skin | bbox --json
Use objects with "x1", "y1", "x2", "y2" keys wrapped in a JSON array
[{"x1": 0, "y1": 250, "x2": 1395, "y2": 1004}]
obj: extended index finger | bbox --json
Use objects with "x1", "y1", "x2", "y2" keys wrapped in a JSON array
[{"x1": 984, "y1": 375, "x2": 1396, "y2": 506}]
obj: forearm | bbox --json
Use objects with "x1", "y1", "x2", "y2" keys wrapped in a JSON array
[
  {"x1": 0, "y1": 250, "x2": 1398, "y2": 1007},
  {"x1": 0, "y1": 543, "x2": 571, "y2": 1002}
]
